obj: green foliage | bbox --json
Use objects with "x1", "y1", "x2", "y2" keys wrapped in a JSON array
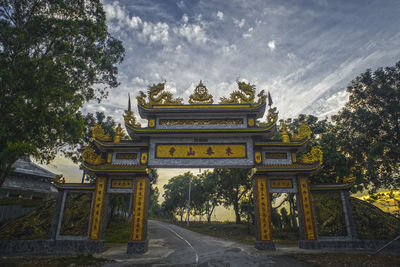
[
  {"x1": 60, "y1": 193, "x2": 92, "y2": 236},
  {"x1": 333, "y1": 61, "x2": 400, "y2": 193},
  {"x1": 162, "y1": 172, "x2": 194, "y2": 222},
  {"x1": 108, "y1": 194, "x2": 131, "y2": 223},
  {"x1": 282, "y1": 115, "x2": 350, "y2": 184},
  {"x1": 64, "y1": 112, "x2": 117, "y2": 165},
  {"x1": 0, "y1": 200, "x2": 56, "y2": 240},
  {"x1": 351, "y1": 197, "x2": 400, "y2": 240},
  {"x1": 162, "y1": 169, "x2": 252, "y2": 224},
  {"x1": 313, "y1": 192, "x2": 347, "y2": 236},
  {"x1": 214, "y1": 168, "x2": 252, "y2": 223},
  {"x1": 0, "y1": 0, "x2": 124, "y2": 185},
  {"x1": 198, "y1": 171, "x2": 222, "y2": 223}
]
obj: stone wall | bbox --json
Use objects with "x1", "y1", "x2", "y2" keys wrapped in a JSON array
[{"x1": 0, "y1": 240, "x2": 104, "y2": 256}]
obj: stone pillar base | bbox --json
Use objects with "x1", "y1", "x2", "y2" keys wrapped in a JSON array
[
  {"x1": 127, "y1": 240, "x2": 148, "y2": 254},
  {"x1": 254, "y1": 241, "x2": 276, "y2": 250}
]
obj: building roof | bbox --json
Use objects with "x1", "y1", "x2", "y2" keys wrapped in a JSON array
[
  {"x1": 11, "y1": 157, "x2": 58, "y2": 180},
  {"x1": 138, "y1": 102, "x2": 267, "y2": 119},
  {"x1": 2, "y1": 175, "x2": 58, "y2": 194},
  {"x1": 1, "y1": 157, "x2": 59, "y2": 194}
]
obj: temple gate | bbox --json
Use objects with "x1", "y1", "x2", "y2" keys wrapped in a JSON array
[{"x1": 51, "y1": 81, "x2": 337, "y2": 254}]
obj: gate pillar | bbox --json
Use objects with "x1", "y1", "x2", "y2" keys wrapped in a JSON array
[
  {"x1": 127, "y1": 176, "x2": 150, "y2": 254},
  {"x1": 89, "y1": 177, "x2": 107, "y2": 240},
  {"x1": 254, "y1": 175, "x2": 275, "y2": 250},
  {"x1": 297, "y1": 176, "x2": 317, "y2": 241}
]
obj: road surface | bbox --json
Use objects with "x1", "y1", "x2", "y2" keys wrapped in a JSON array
[{"x1": 100, "y1": 220, "x2": 311, "y2": 266}]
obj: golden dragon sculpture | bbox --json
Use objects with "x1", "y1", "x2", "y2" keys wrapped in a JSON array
[
  {"x1": 137, "y1": 82, "x2": 183, "y2": 106},
  {"x1": 219, "y1": 81, "x2": 256, "y2": 104}
]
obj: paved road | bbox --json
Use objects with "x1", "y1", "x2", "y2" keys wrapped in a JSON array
[{"x1": 100, "y1": 220, "x2": 312, "y2": 267}]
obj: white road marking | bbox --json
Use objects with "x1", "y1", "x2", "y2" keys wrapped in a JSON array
[{"x1": 154, "y1": 221, "x2": 199, "y2": 265}]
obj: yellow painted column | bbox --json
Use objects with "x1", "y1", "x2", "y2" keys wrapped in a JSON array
[
  {"x1": 255, "y1": 176, "x2": 273, "y2": 242},
  {"x1": 298, "y1": 176, "x2": 317, "y2": 240},
  {"x1": 89, "y1": 177, "x2": 107, "y2": 240},
  {"x1": 130, "y1": 177, "x2": 148, "y2": 241}
]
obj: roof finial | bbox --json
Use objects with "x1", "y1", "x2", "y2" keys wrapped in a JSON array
[
  {"x1": 128, "y1": 93, "x2": 131, "y2": 112},
  {"x1": 267, "y1": 91, "x2": 273, "y2": 108}
]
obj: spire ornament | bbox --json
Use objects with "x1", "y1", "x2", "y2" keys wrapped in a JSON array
[
  {"x1": 124, "y1": 95, "x2": 141, "y2": 127},
  {"x1": 281, "y1": 123, "x2": 290, "y2": 143},
  {"x1": 114, "y1": 123, "x2": 123, "y2": 143},
  {"x1": 189, "y1": 81, "x2": 214, "y2": 104},
  {"x1": 265, "y1": 92, "x2": 278, "y2": 124}
]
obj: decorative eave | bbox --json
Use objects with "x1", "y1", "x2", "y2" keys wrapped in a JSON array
[
  {"x1": 137, "y1": 102, "x2": 267, "y2": 119},
  {"x1": 52, "y1": 182, "x2": 96, "y2": 191},
  {"x1": 310, "y1": 183, "x2": 353, "y2": 191},
  {"x1": 255, "y1": 161, "x2": 321, "y2": 175},
  {"x1": 93, "y1": 138, "x2": 148, "y2": 152},
  {"x1": 254, "y1": 136, "x2": 310, "y2": 152},
  {"x1": 82, "y1": 162, "x2": 148, "y2": 176},
  {"x1": 125, "y1": 121, "x2": 277, "y2": 140}
]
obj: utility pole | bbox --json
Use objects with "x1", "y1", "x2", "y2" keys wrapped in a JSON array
[{"x1": 187, "y1": 176, "x2": 192, "y2": 226}]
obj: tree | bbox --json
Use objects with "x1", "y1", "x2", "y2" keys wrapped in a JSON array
[
  {"x1": 282, "y1": 115, "x2": 351, "y2": 185},
  {"x1": 162, "y1": 172, "x2": 194, "y2": 222},
  {"x1": 198, "y1": 171, "x2": 222, "y2": 223},
  {"x1": 333, "y1": 61, "x2": 400, "y2": 193},
  {"x1": 0, "y1": 0, "x2": 125, "y2": 186},
  {"x1": 148, "y1": 168, "x2": 162, "y2": 218},
  {"x1": 64, "y1": 112, "x2": 117, "y2": 164},
  {"x1": 214, "y1": 168, "x2": 252, "y2": 224}
]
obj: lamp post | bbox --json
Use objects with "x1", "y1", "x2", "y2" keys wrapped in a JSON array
[{"x1": 187, "y1": 176, "x2": 191, "y2": 226}]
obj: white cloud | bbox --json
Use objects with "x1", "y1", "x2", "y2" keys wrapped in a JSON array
[
  {"x1": 217, "y1": 11, "x2": 224, "y2": 20},
  {"x1": 268, "y1": 40, "x2": 276, "y2": 51},
  {"x1": 233, "y1": 18, "x2": 246, "y2": 28},
  {"x1": 182, "y1": 14, "x2": 189, "y2": 23},
  {"x1": 243, "y1": 27, "x2": 253, "y2": 38},
  {"x1": 221, "y1": 44, "x2": 237, "y2": 55},
  {"x1": 174, "y1": 23, "x2": 208, "y2": 44},
  {"x1": 104, "y1": 2, "x2": 142, "y2": 29},
  {"x1": 141, "y1": 22, "x2": 169, "y2": 44}
]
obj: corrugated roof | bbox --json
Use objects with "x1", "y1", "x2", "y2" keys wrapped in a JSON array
[
  {"x1": 2, "y1": 175, "x2": 58, "y2": 194},
  {"x1": 11, "y1": 157, "x2": 58, "y2": 179}
]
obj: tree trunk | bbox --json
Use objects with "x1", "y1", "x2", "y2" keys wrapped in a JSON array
[
  {"x1": 206, "y1": 205, "x2": 216, "y2": 223},
  {"x1": 233, "y1": 202, "x2": 241, "y2": 224}
]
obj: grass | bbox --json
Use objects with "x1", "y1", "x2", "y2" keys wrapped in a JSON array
[{"x1": 105, "y1": 220, "x2": 132, "y2": 243}]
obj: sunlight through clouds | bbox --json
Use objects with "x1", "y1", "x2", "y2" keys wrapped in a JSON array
[{"x1": 51, "y1": 0, "x2": 400, "y2": 183}]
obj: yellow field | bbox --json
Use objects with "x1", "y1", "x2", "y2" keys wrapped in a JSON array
[{"x1": 357, "y1": 190, "x2": 400, "y2": 214}]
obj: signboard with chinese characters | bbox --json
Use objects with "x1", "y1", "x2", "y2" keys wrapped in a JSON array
[
  {"x1": 156, "y1": 144, "x2": 246, "y2": 159},
  {"x1": 148, "y1": 137, "x2": 254, "y2": 168}
]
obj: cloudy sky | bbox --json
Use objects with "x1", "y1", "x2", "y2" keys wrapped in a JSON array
[
  {"x1": 81, "y1": 0, "x2": 400, "y2": 122},
  {"x1": 42, "y1": 0, "x2": 400, "y2": 205}
]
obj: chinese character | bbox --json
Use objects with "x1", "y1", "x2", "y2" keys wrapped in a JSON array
[
  {"x1": 169, "y1": 147, "x2": 176, "y2": 156},
  {"x1": 187, "y1": 147, "x2": 195, "y2": 156},
  {"x1": 226, "y1": 147, "x2": 233, "y2": 156},
  {"x1": 206, "y1": 147, "x2": 214, "y2": 156}
]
